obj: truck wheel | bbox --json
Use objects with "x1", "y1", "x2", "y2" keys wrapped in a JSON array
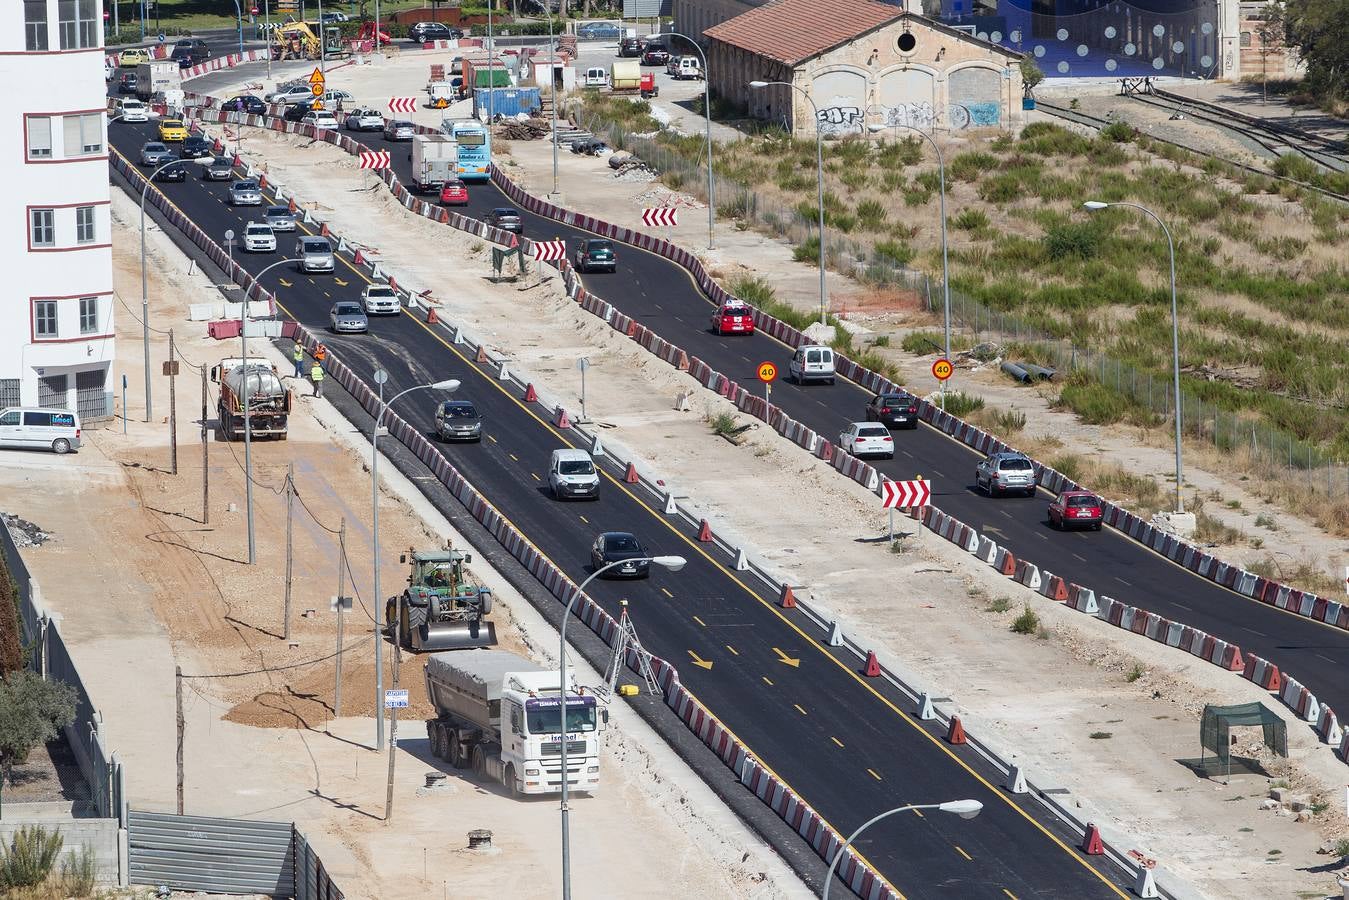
[
  {"x1": 431, "y1": 723, "x2": 446, "y2": 759},
  {"x1": 449, "y1": 732, "x2": 466, "y2": 769},
  {"x1": 471, "y1": 746, "x2": 486, "y2": 778},
  {"x1": 505, "y1": 764, "x2": 519, "y2": 797}
]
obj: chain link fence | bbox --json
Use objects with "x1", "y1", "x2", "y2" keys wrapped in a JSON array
[{"x1": 579, "y1": 110, "x2": 1348, "y2": 499}]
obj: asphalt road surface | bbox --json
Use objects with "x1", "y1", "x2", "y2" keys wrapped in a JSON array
[{"x1": 108, "y1": 119, "x2": 1133, "y2": 900}]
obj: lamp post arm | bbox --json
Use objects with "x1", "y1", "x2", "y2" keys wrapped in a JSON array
[{"x1": 822, "y1": 804, "x2": 935, "y2": 899}]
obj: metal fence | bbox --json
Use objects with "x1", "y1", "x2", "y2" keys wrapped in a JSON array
[
  {"x1": 579, "y1": 110, "x2": 1349, "y2": 498},
  {"x1": 294, "y1": 827, "x2": 346, "y2": 900}
]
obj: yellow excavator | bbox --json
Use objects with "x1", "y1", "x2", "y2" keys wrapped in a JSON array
[{"x1": 272, "y1": 21, "x2": 321, "y2": 60}]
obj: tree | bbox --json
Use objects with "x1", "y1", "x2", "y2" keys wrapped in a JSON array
[
  {"x1": 1278, "y1": 0, "x2": 1349, "y2": 101},
  {"x1": 0, "y1": 672, "x2": 76, "y2": 807},
  {"x1": 0, "y1": 566, "x2": 22, "y2": 676},
  {"x1": 1019, "y1": 58, "x2": 1045, "y2": 97}
]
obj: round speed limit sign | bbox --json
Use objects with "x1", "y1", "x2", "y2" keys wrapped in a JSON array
[
  {"x1": 757, "y1": 362, "x2": 778, "y2": 383},
  {"x1": 931, "y1": 358, "x2": 953, "y2": 381}
]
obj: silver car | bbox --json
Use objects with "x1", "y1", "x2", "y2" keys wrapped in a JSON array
[
  {"x1": 264, "y1": 205, "x2": 296, "y2": 232},
  {"x1": 139, "y1": 141, "x2": 175, "y2": 166},
  {"x1": 434, "y1": 400, "x2": 483, "y2": 442},
  {"x1": 228, "y1": 179, "x2": 263, "y2": 206},
  {"x1": 975, "y1": 451, "x2": 1038, "y2": 498},
  {"x1": 383, "y1": 119, "x2": 416, "y2": 141},
  {"x1": 296, "y1": 236, "x2": 335, "y2": 273},
  {"x1": 203, "y1": 158, "x2": 234, "y2": 180},
  {"x1": 329, "y1": 302, "x2": 368, "y2": 334}
]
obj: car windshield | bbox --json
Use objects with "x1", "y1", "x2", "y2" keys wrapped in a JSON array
[
  {"x1": 367, "y1": 286, "x2": 394, "y2": 297},
  {"x1": 266, "y1": 206, "x2": 291, "y2": 217},
  {"x1": 442, "y1": 404, "x2": 478, "y2": 419},
  {"x1": 394, "y1": 121, "x2": 414, "y2": 129},
  {"x1": 164, "y1": 120, "x2": 182, "y2": 128},
  {"x1": 722, "y1": 306, "x2": 748, "y2": 317},
  {"x1": 878, "y1": 394, "x2": 906, "y2": 405},
  {"x1": 246, "y1": 225, "x2": 270, "y2": 234},
  {"x1": 558, "y1": 460, "x2": 593, "y2": 476},
  {"x1": 606, "y1": 534, "x2": 642, "y2": 553},
  {"x1": 999, "y1": 458, "x2": 1033, "y2": 471},
  {"x1": 1066, "y1": 495, "x2": 1098, "y2": 508},
  {"x1": 334, "y1": 304, "x2": 361, "y2": 315},
  {"x1": 235, "y1": 181, "x2": 258, "y2": 191},
  {"x1": 145, "y1": 143, "x2": 166, "y2": 151},
  {"x1": 525, "y1": 698, "x2": 597, "y2": 735},
  {"x1": 302, "y1": 239, "x2": 330, "y2": 252}
]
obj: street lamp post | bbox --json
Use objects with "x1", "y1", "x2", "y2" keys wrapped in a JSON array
[
  {"x1": 558, "y1": 554, "x2": 686, "y2": 900},
  {"x1": 869, "y1": 121, "x2": 951, "y2": 408},
  {"x1": 546, "y1": 12, "x2": 558, "y2": 195},
  {"x1": 750, "y1": 80, "x2": 826, "y2": 325},
  {"x1": 371, "y1": 373, "x2": 461, "y2": 750},
  {"x1": 140, "y1": 156, "x2": 214, "y2": 423},
  {"x1": 655, "y1": 30, "x2": 714, "y2": 249},
  {"x1": 823, "y1": 799, "x2": 983, "y2": 899},
  {"x1": 1084, "y1": 200, "x2": 1184, "y2": 513},
  {"x1": 231, "y1": 0, "x2": 245, "y2": 56}
]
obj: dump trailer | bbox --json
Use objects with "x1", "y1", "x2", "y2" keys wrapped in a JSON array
[
  {"x1": 386, "y1": 545, "x2": 497, "y2": 650},
  {"x1": 424, "y1": 649, "x2": 604, "y2": 795},
  {"x1": 212, "y1": 357, "x2": 291, "y2": 440},
  {"x1": 135, "y1": 60, "x2": 179, "y2": 101},
  {"x1": 609, "y1": 59, "x2": 641, "y2": 94},
  {"x1": 410, "y1": 134, "x2": 459, "y2": 193}
]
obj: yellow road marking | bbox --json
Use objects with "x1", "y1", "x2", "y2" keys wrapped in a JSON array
[
  {"x1": 687, "y1": 650, "x2": 713, "y2": 670},
  {"x1": 830, "y1": 736, "x2": 844, "y2": 749},
  {"x1": 955, "y1": 846, "x2": 973, "y2": 862},
  {"x1": 692, "y1": 615, "x2": 706, "y2": 627},
  {"x1": 1002, "y1": 890, "x2": 1019, "y2": 900},
  {"x1": 578, "y1": 515, "x2": 588, "y2": 524},
  {"x1": 487, "y1": 434, "x2": 498, "y2": 443},
  {"x1": 530, "y1": 473, "x2": 540, "y2": 481},
  {"x1": 772, "y1": 647, "x2": 800, "y2": 667},
  {"x1": 867, "y1": 768, "x2": 882, "y2": 781},
  {"x1": 660, "y1": 587, "x2": 672, "y2": 598},
  {"x1": 762, "y1": 676, "x2": 773, "y2": 686},
  {"x1": 913, "y1": 809, "x2": 925, "y2": 819},
  {"x1": 725, "y1": 645, "x2": 739, "y2": 656},
  {"x1": 508, "y1": 453, "x2": 519, "y2": 461},
  {"x1": 794, "y1": 704, "x2": 807, "y2": 716}
]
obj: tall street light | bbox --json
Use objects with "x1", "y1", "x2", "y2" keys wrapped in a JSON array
[
  {"x1": 546, "y1": 13, "x2": 558, "y2": 196},
  {"x1": 1084, "y1": 200, "x2": 1184, "y2": 513},
  {"x1": 231, "y1": 0, "x2": 245, "y2": 56},
  {"x1": 559, "y1": 554, "x2": 686, "y2": 900},
  {"x1": 371, "y1": 372, "x2": 461, "y2": 750},
  {"x1": 869, "y1": 121, "x2": 950, "y2": 408},
  {"x1": 653, "y1": 30, "x2": 714, "y2": 249},
  {"x1": 750, "y1": 80, "x2": 826, "y2": 325},
  {"x1": 823, "y1": 799, "x2": 984, "y2": 899},
  {"x1": 140, "y1": 155, "x2": 215, "y2": 423}
]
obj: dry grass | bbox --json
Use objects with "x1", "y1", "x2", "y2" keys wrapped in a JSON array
[{"x1": 1246, "y1": 555, "x2": 1343, "y2": 598}]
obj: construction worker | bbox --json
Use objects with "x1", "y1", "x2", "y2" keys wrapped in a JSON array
[
  {"x1": 315, "y1": 343, "x2": 328, "y2": 368},
  {"x1": 291, "y1": 341, "x2": 304, "y2": 378},
  {"x1": 310, "y1": 362, "x2": 325, "y2": 398}
]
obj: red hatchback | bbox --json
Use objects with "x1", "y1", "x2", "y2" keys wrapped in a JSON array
[
  {"x1": 712, "y1": 303, "x2": 754, "y2": 335},
  {"x1": 439, "y1": 179, "x2": 469, "y2": 205},
  {"x1": 1048, "y1": 490, "x2": 1103, "y2": 531}
]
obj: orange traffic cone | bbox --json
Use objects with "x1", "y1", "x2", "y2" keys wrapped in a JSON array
[
  {"x1": 863, "y1": 651, "x2": 881, "y2": 677},
  {"x1": 779, "y1": 585, "x2": 796, "y2": 609},
  {"x1": 696, "y1": 519, "x2": 713, "y2": 542},
  {"x1": 1081, "y1": 824, "x2": 1104, "y2": 855},
  {"x1": 624, "y1": 463, "x2": 639, "y2": 484},
  {"x1": 475, "y1": 344, "x2": 488, "y2": 364},
  {"x1": 524, "y1": 383, "x2": 537, "y2": 403},
  {"x1": 945, "y1": 716, "x2": 967, "y2": 745}
]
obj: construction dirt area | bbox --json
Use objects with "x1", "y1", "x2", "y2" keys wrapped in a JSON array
[
  {"x1": 0, "y1": 183, "x2": 807, "y2": 899},
  {"x1": 180, "y1": 55, "x2": 1349, "y2": 894}
]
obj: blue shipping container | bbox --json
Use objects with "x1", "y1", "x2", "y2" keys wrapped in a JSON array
[{"x1": 474, "y1": 87, "x2": 542, "y2": 120}]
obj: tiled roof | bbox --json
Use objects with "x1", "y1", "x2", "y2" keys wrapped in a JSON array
[{"x1": 705, "y1": 0, "x2": 903, "y2": 67}]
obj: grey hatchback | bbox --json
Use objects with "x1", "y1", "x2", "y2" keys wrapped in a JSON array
[
  {"x1": 975, "y1": 451, "x2": 1038, "y2": 498},
  {"x1": 434, "y1": 400, "x2": 482, "y2": 442},
  {"x1": 329, "y1": 302, "x2": 368, "y2": 334}
]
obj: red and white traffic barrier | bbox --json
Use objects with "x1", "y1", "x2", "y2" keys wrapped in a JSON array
[
  {"x1": 389, "y1": 96, "x2": 417, "y2": 113},
  {"x1": 358, "y1": 150, "x2": 391, "y2": 169},
  {"x1": 1242, "y1": 654, "x2": 1282, "y2": 691}
]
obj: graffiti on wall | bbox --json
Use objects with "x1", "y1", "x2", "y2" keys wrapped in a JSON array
[
  {"x1": 948, "y1": 102, "x2": 1001, "y2": 129},
  {"x1": 878, "y1": 102, "x2": 936, "y2": 130},
  {"x1": 816, "y1": 103, "x2": 864, "y2": 135}
]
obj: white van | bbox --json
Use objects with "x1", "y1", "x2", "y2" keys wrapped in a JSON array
[
  {"x1": 672, "y1": 56, "x2": 702, "y2": 80},
  {"x1": 0, "y1": 407, "x2": 82, "y2": 454},
  {"x1": 583, "y1": 67, "x2": 609, "y2": 88},
  {"x1": 788, "y1": 345, "x2": 836, "y2": 385},
  {"x1": 548, "y1": 448, "x2": 600, "y2": 500}
]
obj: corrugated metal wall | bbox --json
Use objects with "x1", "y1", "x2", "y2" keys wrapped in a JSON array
[
  {"x1": 294, "y1": 829, "x2": 345, "y2": 900},
  {"x1": 127, "y1": 811, "x2": 296, "y2": 896}
]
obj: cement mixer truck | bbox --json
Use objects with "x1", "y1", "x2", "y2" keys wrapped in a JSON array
[
  {"x1": 424, "y1": 649, "x2": 604, "y2": 795},
  {"x1": 211, "y1": 357, "x2": 291, "y2": 440},
  {"x1": 385, "y1": 545, "x2": 498, "y2": 651}
]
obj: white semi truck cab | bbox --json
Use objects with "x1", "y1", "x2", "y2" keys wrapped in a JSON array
[{"x1": 424, "y1": 649, "x2": 603, "y2": 796}]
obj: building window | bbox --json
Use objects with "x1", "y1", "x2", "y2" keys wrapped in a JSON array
[
  {"x1": 58, "y1": 0, "x2": 98, "y2": 50},
  {"x1": 27, "y1": 116, "x2": 52, "y2": 159},
  {"x1": 63, "y1": 113, "x2": 102, "y2": 156},
  {"x1": 25, "y1": 0, "x2": 49, "y2": 51},
  {"x1": 30, "y1": 208, "x2": 55, "y2": 247},
  {"x1": 76, "y1": 206, "x2": 96, "y2": 243},
  {"x1": 79, "y1": 297, "x2": 98, "y2": 334},
  {"x1": 35, "y1": 301, "x2": 58, "y2": 338}
]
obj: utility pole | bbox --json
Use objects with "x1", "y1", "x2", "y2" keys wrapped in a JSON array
[
  {"x1": 335, "y1": 518, "x2": 346, "y2": 718},
  {"x1": 384, "y1": 591, "x2": 401, "y2": 822},
  {"x1": 284, "y1": 463, "x2": 294, "y2": 642},
  {"x1": 175, "y1": 665, "x2": 184, "y2": 814},
  {"x1": 168, "y1": 330, "x2": 178, "y2": 475},
  {"x1": 200, "y1": 366, "x2": 209, "y2": 525}
]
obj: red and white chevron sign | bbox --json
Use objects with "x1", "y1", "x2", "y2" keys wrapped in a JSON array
[
  {"x1": 641, "y1": 207, "x2": 678, "y2": 227},
  {"x1": 533, "y1": 240, "x2": 566, "y2": 261},
  {"x1": 388, "y1": 96, "x2": 416, "y2": 113},
  {"x1": 881, "y1": 479, "x2": 930, "y2": 509},
  {"x1": 358, "y1": 150, "x2": 391, "y2": 169}
]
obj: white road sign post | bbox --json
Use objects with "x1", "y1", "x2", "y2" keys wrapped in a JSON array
[
  {"x1": 384, "y1": 689, "x2": 409, "y2": 709},
  {"x1": 882, "y1": 478, "x2": 931, "y2": 543}
]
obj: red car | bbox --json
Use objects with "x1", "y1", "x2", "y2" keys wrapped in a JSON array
[
  {"x1": 440, "y1": 179, "x2": 469, "y2": 205},
  {"x1": 1048, "y1": 490, "x2": 1103, "y2": 531},
  {"x1": 711, "y1": 303, "x2": 754, "y2": 335}
]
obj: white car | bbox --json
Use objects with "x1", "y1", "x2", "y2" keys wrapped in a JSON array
[
  {"x1": 361, "y1": 283, "x2": 400, "y2": 315},
  {"x1": 318, "y1": 89, "x2": 354, "y2": 105},
  {"x1": 119, "y1": 99, "x2": 149, "y2": 123},
  {"x1": 838, "y1": 422, "x2": 894, "y2": 459},
  {"x1": 344, "y1": 107, "x2": 383, "y2": 131},
  {"x1": 301, "y1": 111, "x2": 340, "y2": 130},
  {"x1": 242, "y1": 222, "x2": 276, "y2": 253}
]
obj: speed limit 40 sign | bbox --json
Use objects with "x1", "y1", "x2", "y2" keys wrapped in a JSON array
[
  {"x1": 757, "y1": 362, "x2": 778, "y2": 383},
  {"x1": 931, "y1": 358, "x2": 953, "y2": 381}
]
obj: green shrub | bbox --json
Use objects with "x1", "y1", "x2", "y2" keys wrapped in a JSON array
[
  {"x1": 855, "y1": 199, "x2": 887, "y2": 231},
  {"x1": 1100, "y1": 121, "x2": 1136, "y2": 143},
  {"x1": 872, "y1": 335, "x2": 891, "y2": 347},
  {"x1": 831, "y1": 213, "x2": 857, "y2": 233},
  {"x1": 1271, "y1": 152, "x2": 1318, "y2": 183},
  {"x1": 915, "y1": 170, "x2": 943, "y2": 192},
  {"x1": 978, "y1": 174, "x2": 1023, "y2": 204},
  {"x1": 1049, "y1": 453, "x2": 1083, "y2": 483},
  {"x1": 985, "y1": 597, "x2": 1013, "y2": 613},
  {"x1": 904, "y1": 187, "x2": 933, "y2": 206},
  {"x1": 953, "y1": 209, "x2": 990, "y2": 231},
  {"x1": 941, "y1": 392, "x2": 985, "y2": 417},
  {"x1": 729, "y1": 275, "x2": 777, "y2": 307},
  {"x1": 60, "y1": 844, "x2": 97, "y2": 896},
  {"x1": 1011, "y1": 605, "x2": 1040, "y2": 634},
  {"x1": 1043, "y1": 221, "x2": 1104, "y2": 261},
  {"x1": 989, "y1": 409, "x2": 1027, "y2": 433},
  {"x1": 1, "y1": 825, "x2": 64, "y2": 888},
  {"x1": 901, "y1": 330, "x2": 945, "y2": 354},
  {"x1": 874, "y1": 240, "x2": 914, "y2": 267},
  {"x1": 708, "y1": 412, "x2": 738, "y2": 436},
  {"x1": 949, "y1": 151, "x2": 998, "y2": 182},
  {"x1": 875, "y1": 137, "x2": 923, "y2": 168},
  {"x1": 793, "y1": 236, "x2": 821, "y2": 263}
]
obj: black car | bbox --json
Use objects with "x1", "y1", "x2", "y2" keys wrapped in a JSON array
[
  {"x1": 865, "y1": 392, "x2": 919, "y2": 429},
  {"x1": 153, "y1": 161, "x2": 187, "y2": 182},
  {"x1": 223, "y1": 95, "x2": 267, "y2": 114},
  {"x1": 409, "y1": 21, "x2": 462, "y2": 43},
  {"x1": 180, "y1": 136, "x2": 214, "y2": 159},
  {"x1": 641, "y1": 47, "x2": 670, "y2": 66},
  {"x1": 486, "y1": 207, "x2": 523, "y2": 234},
  {"x1": 203, "y1": 157, "x2": 234, "y2": 180},
  {"x1": 117, "y1": 72, "x2": 138, "y2": 94},
  {"x1": 173, "y1": 38, "x2": 210, "y2": 58},
  {"x1": 590, "y1": 532, "x2": 651, "y2": 579},
  {"x1": 618, "y1": 37, "x2": 646, "y2": 57},
  {"x1": 283, "y1": 101, "x2": 313, "y2": 122},
  {"x1": 434, "y1": 400, "x2": 483, "y2": 442},
  {"x1": 172, "y1": 49, "x2": 202, "y2": 69}
]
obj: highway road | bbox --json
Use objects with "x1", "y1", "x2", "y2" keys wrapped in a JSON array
[
  {"x1": 108, "y1": 119, "x2": 1133, "y2": 899},
  {"x1": 327, "y1": 121, "x2": 1349, "y2": 722}
]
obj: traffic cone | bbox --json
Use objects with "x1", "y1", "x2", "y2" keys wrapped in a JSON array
[
  {"x1": 696, "y1": 519, "x2": 713, "y2": 542},
  {"x1": 389, "y1": 276, "x2": 399, "y2": 293},
  {"x1": 624, "y1": 463, "x2": 639, "y2": 484},
  {"x1": 426, "y1": 306, "x2": 438, "y2": 325},
  {"x1": 475, "y1": 344, "x2": 488, "y2": 364},
  {"x1": 553, "y1": 407, "x2": 571, "y2": 429},
  {"x1": 779, "y1": 585, "x2": 796, "y2": 609},
  {"x1": 352, "y1": 248, "x2": 364, "y2": 266},
  {"x1": 523, "y1": 383, "x2": 537, "y2": 403},
  {"x1": 945, "y1": 716, "x2": 967, "y2": 745},
  {"x1": 1081, "y1": 824, "x2": 1104, "y2": 855},
  {"x1": 320, "y1": 222, "x2": 330, "y2": 238},
  {"x1": 863, "y1": 651, "x2": 881, "y2": 677}
]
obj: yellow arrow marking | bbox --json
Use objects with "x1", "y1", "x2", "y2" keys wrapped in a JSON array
[
  {"x1": 334, "y1": 277, "x2": 349, "y2": 286},
  {"x1": 772, "y1": 647, "x2": 800, "y2": 667},
  {"x1": 983, "y1": 525, "x2": 1007, "y2": 538},
  {"x1": 687, "y1": 650, "x2": 713, "y2": 670},
  {"x1": 278, "y1": 278, "x2": 293, "y2": 287}
]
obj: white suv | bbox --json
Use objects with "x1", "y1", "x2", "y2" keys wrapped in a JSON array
[
  {"x1": 788, "y1": 345, "x2": 836, "y2": 385},
  {"x1": 548, "y1": 449, "x2": 600, "y2": 500},
  {"x1": 242, "y1": 222, "x2": 276, "y2": 253},
  {"x1": 975, "y1": 451, "x2": 1037, "y2": 498},
  {"x1": 361, "y1": 284, "x2": 400, "y2": 315}
]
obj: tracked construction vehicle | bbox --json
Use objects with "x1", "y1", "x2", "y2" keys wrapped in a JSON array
[{"x1": 385, "y1": 545, "x2": 497, "y2": 651}]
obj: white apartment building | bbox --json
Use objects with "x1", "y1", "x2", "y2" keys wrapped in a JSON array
[{"x1": 0, "y1": 0, "x2": 113, "y2": 419}]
